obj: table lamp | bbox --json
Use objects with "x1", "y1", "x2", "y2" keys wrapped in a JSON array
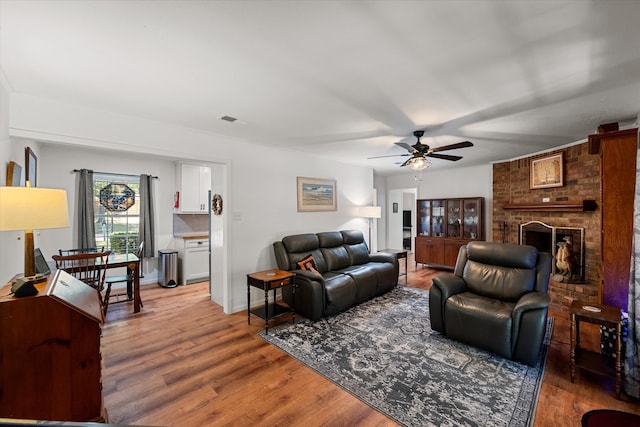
[
  {"x1": 0, "y1": 186, "x2": 69, "y2": 279},
  {"x1": 359, "y1": 205, "x2": 382, "y2": 252}
]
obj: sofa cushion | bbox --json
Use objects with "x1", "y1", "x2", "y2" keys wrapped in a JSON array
[
  {"x1": 321, "y1": 246, "x2": 351, "y2": 271},
  {"x1": 282, "y1": 233, "x2": 319, "y2": 253},
  {"x1": 341, "y1": 230, "x2": 370, "y2": 265},
  {"x1": 337, "y1": 265, "x2": 378, "y2": 304},
  {"x1": 344, "y1": 242, "x2": 370, "y2": 265},
  {"x1": 323, "y1": 272, "x2": 356, "y2": 316},
  {"x1": 317, "y1": 231, "x2": 344, "y2": 248}
]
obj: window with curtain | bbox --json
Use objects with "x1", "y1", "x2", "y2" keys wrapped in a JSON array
[{"x1": 93, "y1": 173, "x2": 140, "y2": 255}]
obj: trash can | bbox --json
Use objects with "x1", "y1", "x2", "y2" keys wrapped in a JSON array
[{"x1": 158, "y1": 249, "x2": 178, "y2": 288}]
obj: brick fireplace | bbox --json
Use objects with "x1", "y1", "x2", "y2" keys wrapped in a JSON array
[{"x1": 493, "y1": 142, "x2": 601, "y2": 312}]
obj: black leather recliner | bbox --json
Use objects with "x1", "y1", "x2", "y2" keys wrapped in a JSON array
[
  {"x1": 273, "y1": 230, "x2": 398, "y2": 321},
  {"x1": 429, "y1": 241, "x2": 552, "y2": 366}
]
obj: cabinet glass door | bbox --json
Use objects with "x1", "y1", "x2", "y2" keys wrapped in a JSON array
[
  {"x1": 463, "y1": 199, "x2": 480, "y2": 239},
  {"x1": 417, "y1": 200, "x2": 431, "y2": 236},
  {"x1": 432, "y1": 200, "x2": 445, "y2": 237},
  {"x1": 446, "y1": 200, "x2": 461, "y2": 238}
]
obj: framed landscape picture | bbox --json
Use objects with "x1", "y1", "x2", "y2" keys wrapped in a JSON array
[
  {"x1": 297, "y1": 177, "x2": 337, "y2": 212},
  {"x1": 530, "y1": 153, "x2": 563, "y2": 189}
]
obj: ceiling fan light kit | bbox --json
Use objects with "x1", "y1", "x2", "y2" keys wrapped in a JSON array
[{"x1": 406, "y1": 156, "x2": 431, "y2": 171}]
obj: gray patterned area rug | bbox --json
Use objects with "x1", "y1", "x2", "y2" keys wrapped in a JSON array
[{"x1": 259, "y1": 286, "x2": 552, "y2": 427}]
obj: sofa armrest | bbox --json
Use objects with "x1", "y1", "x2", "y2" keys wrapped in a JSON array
[
  {"x1": 429, "y1": 273, "x2": 467, "y2": 333},
  {"x1": 283, "y1": 269, "x2": 325, "y2": 321},
  {"x1": 369, "y1": 252, "x2": 395, "y2": 264}
]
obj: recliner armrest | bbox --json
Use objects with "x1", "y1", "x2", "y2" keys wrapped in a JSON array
[
  {"x1": 429, "y1": 273, "x2": 467, "y2": 333},
  {"x1": 513, "y1": 291, "x2": 549, "y2": 314},
  {"x1": 431, "y1": 273, "x2": 467, "y2": 299}
]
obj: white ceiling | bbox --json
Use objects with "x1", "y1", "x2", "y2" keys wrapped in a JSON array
[{"x1": 1, "y1": 0, "x2": 639, "y2": 175}]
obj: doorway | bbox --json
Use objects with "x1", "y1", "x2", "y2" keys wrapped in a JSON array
[{"x1": 387, "y1": 188, "x2": 417, "y2": 252}]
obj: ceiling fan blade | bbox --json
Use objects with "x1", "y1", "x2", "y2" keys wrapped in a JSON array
[
  {"x1": 367, "y1": 153, "x2": 411, "y2": 159},
  {"x1": 428, "y1": 141, "x2": 473, "y2": 153},
  {"x1": 400, "y1": 157, "x2": 416, "y2": 167},
  {"x1": 394, "y1": 142, "x2": 416, "y2": 153},
  {"x1": 426, "y1": 153, "x2": 463, "y2": 161}
]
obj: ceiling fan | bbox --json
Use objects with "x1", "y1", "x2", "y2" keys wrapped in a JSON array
[{"x1": 368, "y1": 130, "x2": 473, "y2": 170}]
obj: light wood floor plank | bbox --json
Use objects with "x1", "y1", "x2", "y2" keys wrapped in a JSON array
[{"x1": 101, "y1": 255, "x2": 640, "y2": 426}]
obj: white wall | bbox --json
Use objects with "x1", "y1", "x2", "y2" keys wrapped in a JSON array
[
  {"x1": 2, "y1": 93, "x2": 376, "y2": 314},
  {"x1": 382, "y1": 164, "x2": 494, "y2": 242},
  {"x1": 0, "y1": 74, "x2": 23, "y2": 282}
]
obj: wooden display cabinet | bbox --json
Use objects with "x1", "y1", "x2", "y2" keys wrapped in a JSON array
[{"x1": 415, "y1": 197, "x2": 484, "y2": 269}]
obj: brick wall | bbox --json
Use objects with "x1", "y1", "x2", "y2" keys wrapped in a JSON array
[{"x1": 492, "y1": 142, "x2": 601, "y2": 312}]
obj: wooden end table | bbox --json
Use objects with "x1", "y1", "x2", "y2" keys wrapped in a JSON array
[
  {"x1": 569, "y1": 300, "x2": 624, "y2": 399},
  {"x1": 247, "y1": 269, "x2": 295, "y2": 334},
  {"x1": 379, "y1": 249, "x2": 408, "y2": 285}
]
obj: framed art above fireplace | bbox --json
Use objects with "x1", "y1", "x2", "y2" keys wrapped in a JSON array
[{"x1": 530, "y1": 152, "x2": 563, "y2": 189}]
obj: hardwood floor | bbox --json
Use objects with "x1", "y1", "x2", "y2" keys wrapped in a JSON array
[{"x1": 102, "y1": 255, "x2": 639, "y2": 426}]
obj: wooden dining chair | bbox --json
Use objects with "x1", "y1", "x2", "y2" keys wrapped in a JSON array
[
  {"x1": 103, "y1": 242, "x2": 144, "y2": 314},
  {"x1": 52, "y1": 251, "x2": 111, "y2": 295},
  {"x1": 59, "y1": 246, "x2": 105, "y2": 256}
]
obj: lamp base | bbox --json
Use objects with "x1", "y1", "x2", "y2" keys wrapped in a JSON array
[
  {"x1": 24, "y1": 230, "x2": 36, "y2": 278},
  {"x1": 11, "y1": 277, "x2": 40, "y2": 297}
]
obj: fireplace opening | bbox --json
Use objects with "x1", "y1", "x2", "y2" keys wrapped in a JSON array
[{"x1": 519, "y1": 221, "x2": 585, "y2": 283}]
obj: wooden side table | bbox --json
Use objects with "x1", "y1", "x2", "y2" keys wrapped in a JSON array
[
  {"x1": 379, "y1": 249, "x2": 408, "y2": 285},
  {"x1": 247, "y1": 269, "x2": 295, "y2": 334},
  {"x1": 569, "y1": 300, "x2": 624, "y2": 399}
]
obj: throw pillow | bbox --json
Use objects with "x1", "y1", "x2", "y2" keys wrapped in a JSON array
[{"x1": 297, "y1": 254, "x2": 319, "y2": 274}]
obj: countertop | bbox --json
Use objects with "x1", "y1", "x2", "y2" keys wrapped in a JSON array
[{"x1": 174, "y1": 233, "x2": 209, "y2": 240}]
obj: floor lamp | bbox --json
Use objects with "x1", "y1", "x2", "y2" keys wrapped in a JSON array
[
  {"x1": 0, "y1": 186, "x2": 69, "y2": 279},
  {"x1": 359, "y1": 206, "x2": 381, "y2": 252}
]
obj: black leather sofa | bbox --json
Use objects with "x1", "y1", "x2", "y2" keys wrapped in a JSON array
[
  {"x1": 273, "y1": 230, "x2": 398, "y2": 321},
  {"x1": 429, "y1": 241, "x2": 552, "y2": 366}
]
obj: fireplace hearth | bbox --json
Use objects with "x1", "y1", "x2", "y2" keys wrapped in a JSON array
[{"x1": 519, "y1": 221, "x2": 585, "y2": 283}]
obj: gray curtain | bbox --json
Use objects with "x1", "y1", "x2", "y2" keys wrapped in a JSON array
[
  {"x1": 139, "y1": 174, "x2": 156, "y2": 258},
  {"x1": 77, "y1": 169, "x2": 96, "y2": 249},
  {"x1": 625, "y1": 143, "x2": 640, "y2": 398}
]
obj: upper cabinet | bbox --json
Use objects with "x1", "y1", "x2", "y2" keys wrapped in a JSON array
[{"x1": 176, "y1": 163, "x2": 211, "y2": 213}]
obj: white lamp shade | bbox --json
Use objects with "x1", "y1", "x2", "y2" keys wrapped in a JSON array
[
  {"x1": 359, "y1": 206, "x2": 382, "y2": 219},
  {"x1": 0, "y1": 187, "x2": 69, "y2": 231}
]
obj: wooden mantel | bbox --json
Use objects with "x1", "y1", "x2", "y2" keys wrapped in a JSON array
[{"x1": 503, "y1": 200, "x2": 598, "y2": 212}]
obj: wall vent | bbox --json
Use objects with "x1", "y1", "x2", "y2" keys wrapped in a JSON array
[{"x1": 218, "y1": 115, "x2": 238, "y2": 123}]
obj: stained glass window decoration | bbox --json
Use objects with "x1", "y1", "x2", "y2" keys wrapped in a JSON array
[{"x1": 99, "y1": 183, "x2": 136, "y2": 212}]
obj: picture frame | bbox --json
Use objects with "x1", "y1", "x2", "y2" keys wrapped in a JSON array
[
  {"x1": 25, "y1": 147, "x2": 37, "y2": 187},
  {"x1": 6, "y1": 161, "x2": 22, "y2": 186},
  {"x1": 530, "y1": 153, "x2": 563, "y2": 189},
  {"x1": 297, "y1": 176, "x2": 337, "y2": 212}
]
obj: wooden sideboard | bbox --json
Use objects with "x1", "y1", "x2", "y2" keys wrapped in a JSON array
[{"x1": 0, "y1": 270, "x2": 106, "y2": 422}]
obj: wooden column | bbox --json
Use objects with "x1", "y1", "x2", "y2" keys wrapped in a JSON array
[{"x1": 590, "y1": 127, "x2": 638, "y2": 309}]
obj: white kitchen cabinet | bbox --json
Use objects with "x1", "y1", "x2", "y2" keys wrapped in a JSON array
[
  {"x1": 176, "y1": 163, "x2": 211, "y2": 213},
  {"x1": 175, "y1": 237, "x2": 209, "y2": 285}
]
